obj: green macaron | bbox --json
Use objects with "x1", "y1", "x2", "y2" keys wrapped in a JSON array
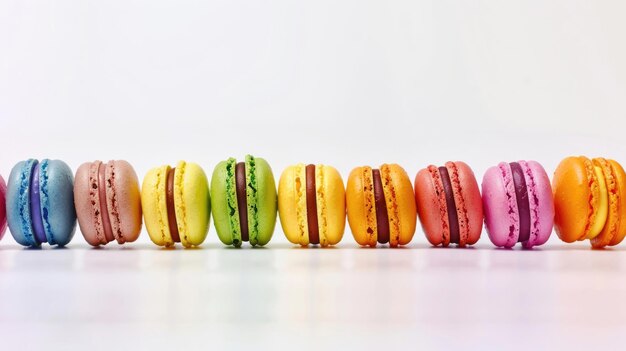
[{"x1": 211, "y1": 155, "x2": 277, "y2": 247}]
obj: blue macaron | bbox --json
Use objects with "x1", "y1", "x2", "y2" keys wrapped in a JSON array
[{"x1": 6, "y1": 159, "x2": 77, "y2": 246}]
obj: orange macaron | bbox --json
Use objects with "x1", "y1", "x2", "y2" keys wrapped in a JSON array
[
  {"x1": 346, "y1": 164, "x2": 417, "y2": 247},
  {"x1": 552, "y1": 156, "x2": 626, "y2": 248}
]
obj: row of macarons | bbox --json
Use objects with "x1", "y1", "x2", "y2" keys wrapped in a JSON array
[{"x1": 0, "y1": 155, "x2": 619, "y2": 249}]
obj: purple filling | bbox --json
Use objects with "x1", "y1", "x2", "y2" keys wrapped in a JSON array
[
  {"x1": 29, "y1": 163, "x2": 47, "y2": 244},
  {"x1": 510, "y1": 162, "x2": 530, "y2": 243}
]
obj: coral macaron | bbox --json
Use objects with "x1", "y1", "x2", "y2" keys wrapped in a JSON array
[
  {"x1": 74, "y1": 160, "x2": 142, "y2": 246},
  {"x1": 346, "y1": 164, "x2": 416, "y2": 247},
  {"x1": 278, "y1": 164, "x2": 346, "y2": 247},
  {"x1": 553, "y1": 156, "x2": 626, "y2": 248},
  {"x1": 414, "y1": 161, "x2": 483, "y2": 247},
  {"x1": 0, "y1": 175, "x2": 6, "y2": 240},
  {"x1": 482, "y1": 161, "x2": 554, "y2": 248},
  {"x1": 211, "y1": 155, "x2": 277, "y2": 247},
  {"x1": 6, "y1": 159, "x2": 77, "y2": 246},
  {"x1": 141, "y1": 161, "x2": 211, "y2": 247}
]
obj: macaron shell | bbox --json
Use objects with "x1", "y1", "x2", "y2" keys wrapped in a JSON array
[
  {"x1": 382, "y1": 164, "x2": 416, "y2": 246},
  {"x1": 590, "y1": 158, "x2": 618, "y2": 248},
  {"x1": 482, "y1": 163, "x2": 519, "y2": 248},
  {"x1": 278, "y1": 164, "x2": 309, "y2": 246},
  {"x1": 608, "y1": 160, "x2": 626, "y2": 246},
  {"x1": 39, "y1": 159, "x2": 77, "y2": 246},
  {"x1": 107, "y1": 160, "x2": 142, "y2": 244},
  {"x1": 6, "y1": 160, "x2": 38, "y2": 246},
  {"x1": 74, "y1": 162, "x2": 106, "y2": 246},
  {"x1": 553, "y1": 156, "x2": 598, "y2": 243},
  {"x1": 315, "y1": 165, "x2": 346, "y2": 247},
  {"x1": 252, "y1": 157, "x2": 277, "y2": 246},
  {"x1": 346, "y1": 166, "x2": 378, "y2": 247},
  {"x1": 141, "y1": 165, "x2": 174, "y2": 246},
  {"x1": 0, "y1": 175, "x2": 6, "y2": 240},
  {"x1": 174, "y1": 161, "x2": 210, "y2": 247},
  {"x1": 447, "y1": 161, "x2": 482, "y2": 246},
  {"x1": 414, "y1": 167, "x2": 449, "y2": 246},
  {"x1": 210, "y1": 160, "x2": 237, "y2": 246},
  {"x1": 520, "y1": 160, "x2": 554, "y2": 248}
]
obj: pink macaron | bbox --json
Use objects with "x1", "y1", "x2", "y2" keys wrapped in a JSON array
[
  {"x1": 481, "y1": 161, "x2": 554, "y2": 248},
  {"x1": 0, "y1": 175, "x2": 7, "y2": 240},
  {"x1": 74, "y1": 160, "x2": 143, "y2": 246}
]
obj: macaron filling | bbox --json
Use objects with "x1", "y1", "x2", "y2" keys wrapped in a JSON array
[
  {"x1": 306, "y1": 164, "x2": 320, "y2": 245},
  {"x1": 510, "y1": 162, "x2": 531, "y2": 243},
  {"x1": 372, "y1": 169, "x2": 390, "y2": 244},
  {"x1": 97, "y1": 162, "x2": 115, "y2": 243},
  {"x1": 166, "y1": 167, "x2": 181, "y2": 243},
  {"x1": 439, "y1": 166, "x2": 460, "y2": 244},
  {"x1": 235, "y1": 162, "x2": 250, "y2": 242},
  {"x1": 588, "y1": 166, "x2": 609, "y2": 239},
  {"x1": 29, "y1": 161, "x2": 47, "y2": 244}
]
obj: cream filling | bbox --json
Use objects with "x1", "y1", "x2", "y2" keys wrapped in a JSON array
[{"x1": 588, "y1": 166, "x2": 608, "y2": 239}]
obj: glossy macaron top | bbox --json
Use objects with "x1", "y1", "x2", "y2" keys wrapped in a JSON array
[
  {"x1": 0, "y1": 175, "x2": 7, "y2": 240},
  {"x1": 482, "y1": 161, "x2": 554, "y2": 248},
  {"x1": 74, "y1": 160, "x2": 142, "y2": 246},
  {"x1": 414, "y1": 161, "x2": 483, "y2": 247},
  {"x1": 141, "y1": 161, "x2": 211, "y2": 248},
  {"x1": 278, "y1": 164, "x2": 346, "y2": 247},
  {"x1": 553, "y1": 156, "x2": 626, "y2": 248},
  {"x1": 6, "y1": 159, "x2": 77, "y2": 246},
  {"x1": 346, "y1": 164, "x2": 416, "y2": 247},
  {"x1": 211, "y1": 155, "x2": 277, "y2": 247}
]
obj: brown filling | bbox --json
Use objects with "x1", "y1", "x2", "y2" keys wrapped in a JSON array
[
  {"x1": 439, "y1": 166, "x2": 460, "y2": 244},
  {"x1": 98, "y1": 162, "x2": 114, "y2": 243},
  {"x1": 372, "y1": 169, "x2": 390, "y2": 244},
  {"x1": 235, "y1": 162, "x2": 249, "y2": 242},
  {"x1": 166, "y1": 167, "x2": 181, "y2": 243},
  {"x1": 306, "y1": 164, "x2": 320, "y2": 245},
  {"x1": 510, "y1": 162, "x2": 530, "y2": 243}
]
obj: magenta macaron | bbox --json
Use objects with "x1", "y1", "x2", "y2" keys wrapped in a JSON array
[
  {"x1": 0, "y1": 175, "x2": 6, "y2": 240},
  {"x1": 481, "y1": 161, "x2": 554, "y2": 248}
]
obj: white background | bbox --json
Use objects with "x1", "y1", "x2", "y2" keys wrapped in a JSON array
[
  {"x1": 1, "y1": 1, "x2": 626, "y2": 350},
  {"x1": 2, "y1": 2, "x2": 626, "y2": 243}
]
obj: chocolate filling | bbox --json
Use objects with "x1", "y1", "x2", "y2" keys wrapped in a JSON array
[
  {"x1": 305, "y1": 164, "x2": 320, "y2": 245},
  {"x1": 439, "y1": 166, "x2": 460, "y2": 244},
  {"x1": 372, "y1": 169, "x2": 390, "y2": 244},
  {"x1": 166, "y1": 167, "x2": 181, "y2": 243},
  {"x1": 235, "y1": 162, "x2": 249, "y2": 242},
  {"x1": 510, "y1": 162, "x2": 530, "y2": 243},
  {"x1": 98, "y1": 162, "x2": 114, "y2": 243}
]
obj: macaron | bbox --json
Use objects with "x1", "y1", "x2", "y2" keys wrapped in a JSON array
[
  {"x1": 482, "y1": 161, "x2": 554, "y2": 248},
  {"x1": 414, "y1": 161, "x2": 483, "y2": 247},
  {"x1": 552, "y1": 156, "x2": 626, "y2": 248},
  {"x1": 74, "y1": 160, "x2": 142, "y2": 246},
  {"x1": 0, "y1": 175, "x2": 7, "y2": 240},
  {"x1": 211, "y1": 155, "x2": 277, "y2": 247},
  {"x1": 346, "y1": 164, "x2": 416, "y2": 247},
  {"x1": 6, "y1": 159, "x2": 77, "y2": 247},
  {"x1": 141, "y1": 161, "x2": 210, "y2": 247},
  {"x1": 278, "y1": 164, "x2": 346, "y2": 247}
]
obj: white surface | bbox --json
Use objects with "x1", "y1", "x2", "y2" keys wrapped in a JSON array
[
  {"x1": 1, "y1": 242, "x2": 626, "y2": 350},
  {"x1": 1, "y1": 1, "x2": 626, "y2": 349}
]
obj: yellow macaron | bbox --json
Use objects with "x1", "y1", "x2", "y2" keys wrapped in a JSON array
[
  {"x1": 278, "y1": 164, "x2": 346, "y2": 247},
  {"x1": 141, "y1": 161, "x2": 211, "y2": 247}
]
